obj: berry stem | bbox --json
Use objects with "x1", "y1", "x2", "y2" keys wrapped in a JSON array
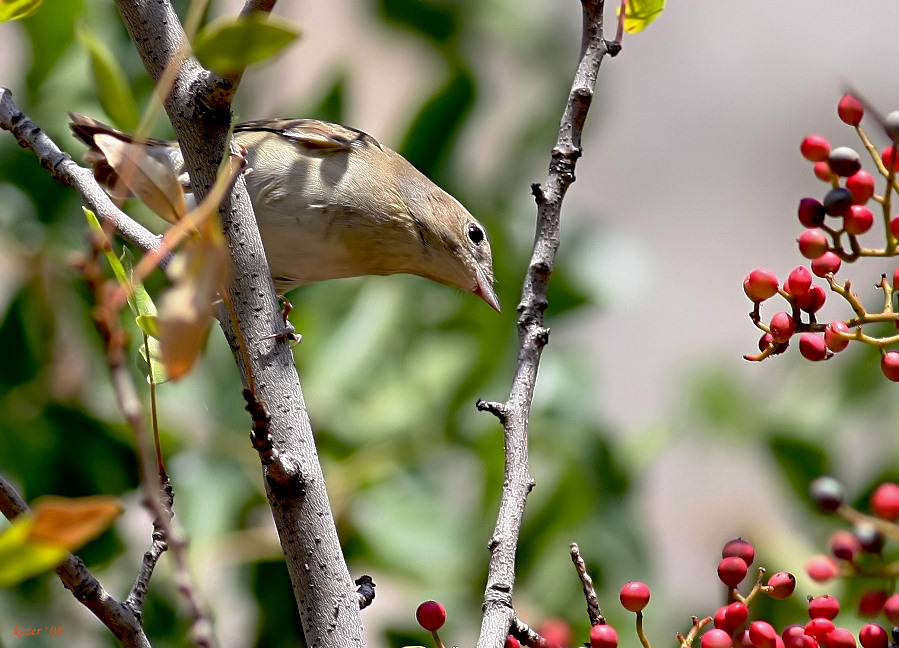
[
  {"x1": 838, "y1": 504, "x2": 899, "y2": 541},
  {"x1": 635, "y1": 611, "x2": 652, "y2": 648},
  {"x1": 431, "y1": 629, "x2": 446, "y2": 648}
]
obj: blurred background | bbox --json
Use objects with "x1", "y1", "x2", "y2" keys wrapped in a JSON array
[{"x1": 2, "y1": 0, "x2": 899, "y2": 646}]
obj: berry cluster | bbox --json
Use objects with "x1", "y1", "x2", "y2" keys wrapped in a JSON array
[{"x1": 743, "y1": 94, "x2": 899, "y2": 380}]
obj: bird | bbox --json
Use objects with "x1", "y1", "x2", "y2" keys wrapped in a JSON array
[{"x1": 68, "y1": 113, "x2": 500, "y2": 312}]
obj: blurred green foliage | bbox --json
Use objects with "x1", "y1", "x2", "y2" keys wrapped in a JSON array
[{"x1": 1, "y1": 1, "x2": 898, "y2": 647}]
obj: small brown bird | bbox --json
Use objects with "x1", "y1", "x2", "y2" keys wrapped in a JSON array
[{"x1": 69, "y1": 114, "x2": 500, "y2": 311}]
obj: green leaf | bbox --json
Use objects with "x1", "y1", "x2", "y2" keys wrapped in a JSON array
[
  {"x1": 768, "y1": 434, "x2": 829, "y2": 506},
  {"x1": 0, "y1": 516, "x2": 66, "y2": 587},
  {"x1": 193, "y1": 14, "x2": 300, "y2": 76},
  {"x1": 619, "y1": 0, "x2": 665, "y2": 33},
  {"x1": 0, "y1": 0, "x2": 42, "y2": 22},
  {"x1": 75, "y1": 23, "x2": 139, "y2": 130},
  {"x1": 377, "y1": 0, "x2": 458, "y2": 43}
]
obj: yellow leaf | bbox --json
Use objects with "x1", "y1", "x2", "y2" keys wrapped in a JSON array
[
  {"x1": 618, "y1": 0, "x2": 665, "y2": 34},
  {"x1": 0, "y1": 0, "x2": 43, "y2": 22},
  {"x1": 29, "y1": 495, "x2": 122, "y2": 551},
  {"x1": 0, "y1": 517, "x2": 66, "y2": 586}
]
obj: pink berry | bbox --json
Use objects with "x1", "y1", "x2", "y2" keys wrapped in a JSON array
[
  {"x1": 785, "y1": 266, "x2": 813, "y2": 297},
  {"x1": 880, "y1": 352, "x2": 899, "y2": 382},
  {"x1": 798, "y1": 229, "x2": 829, "y2": 259},
  {"x1": 858, "y1": 590, "x2": 887, "y2": 618},
  {"x1": 859, "y1": 624, "x2": 888, "y2": 648},
  {"x1": 718, "y1": 556, "x2": 749, "y2": 587},
  {"x1": 809, "y1": 595, "x2": 840, "y2": 620},
  {"x1": 799, "y1": 333, "x2": 828, "y2": 361},
  {"x1": 801, "y1": 135, "x2": 831, "y2": 162},
  {"x1": 805, "y1": 618, "x2": 835, "y2": 643},
  {"x1": 723, "y1": 601, "x2": 750, "y2": 631},
  {"x1": 798, "y1": 198, "x2": 827, "y2": 228},
  {"x1": 838, "y1": 95, "x2": 864, "y2": 125},
  {"x1": 826, "y1": 628, "x2": 856, "y2": 648},
  {"x1": 758, "y1": 332, "x2": 775, "y2": 352},
  {"x1": 846, "y1": 171, "x2": 875, "y2": 204},
  {"x1": 885, "y1": 593, "x2": 899, "y2": 625},
  {"x1": 590, "y1": 624, "x2": 618, "y2": 648},
  {"x1": 788, "y1": 635, "x2": 818, "y2": 648},
  {"x1": 415, "y1": 600, "x2": 446, "y2": 631},
  {"x1": 703, "y1": 629, "x2": 735, "y2": 648},
  {"x1": 828, "y1": 148, "x2": 861, "y2": 177},
  {"x1": 723, "y1": 538, "x2": 755, "y2": 567},
  {"x1": 806, "y1": 555, "x2": 839, "y2": 583},
  {"x1": 845, "y1": 205, "x2": 874, "y2": 234},
  {"x1": 869, "y1": 483, "x2": 899, "y2": 520},
  {"x1": 783, "y1": 626, "x2": 806, "y2": 645},
  {"x1": 750, "y1": 621, "x2": 779, "y2": 648},
  {"x1": 829, "y1": 530, "x2": 861, "y2": 561},
  {"x1": 769, "y1": 312, "x2": 796, "y2": 343},
  {"x1": 767, "y1": 572, "x2": 797, "y2": 599},
  {"x1": 744, "y1": 269, "x2": 780, "y2": 302},
  {"x1": 824, "y1": 322, "x2": 850, "y2": 352},
  {"x1": 811, "y1": 252, "x2": 841, "y2": 277},
  {"x1": 540, "y1": 619, "x2": 572, "y2": 647},
  {"x1": 506, "y1": 637, "x2": 521, "y2": 648},
  {"x1": 814, "y1": 161, "x2": 833, "y2": 182},
  {"x1": 796, "y1": 285, "x2": 826, "y2": 314},
  {"x1": 882, "y1": 146, "x2": 899, "y2": 172},
  {"x1": 619, "y1": 581, "x2": 651, "y2": 612}
]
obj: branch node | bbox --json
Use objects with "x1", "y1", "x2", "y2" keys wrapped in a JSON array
[
  {"x1": 354, "y1": 575, "x2": 376, "y2": 610},
  {"x1": 476, "y1": 398, "x2": 508, "y2": 424}
]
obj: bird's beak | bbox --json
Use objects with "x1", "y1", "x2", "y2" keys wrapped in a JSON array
[{"x1": 475, "y1": 268, "x2": 501, "y2": 312}]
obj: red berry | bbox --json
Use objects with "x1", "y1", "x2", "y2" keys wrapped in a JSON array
[
  {"x1": 783, "y1": 626, "x2": 806, "y2": 645},
  {"x1": 750, "y1": 621, "x2": 779, "y2": 648},
  {"x1": 744, "y1": 269, "x2": 780, "y2": 302},
  {"x1": 838, "y1": 95, "x2": 864, "y2": 126},
  {"x1": 828, "y1": 148, "x2": 862, "y2": 177},
  {"x1": 718, "y1": 556, "x2": 749, "y2": 587},
  {"x1": 767, "y1": 572, "x2": 797, "y2": 599},
  {"x1": 826, "y1": 628, "x2": 856, "y2": 648},
  {"x1": 769, "y1": 312, "x2": 796, "y2": 343},
  {"x1": 805, "y1": 618, "x2": 835, "y2": 643},
  {"x1": 540, "y1": 618, "x2": 572, "y2": 648},
  {"x1": 809, "y1": 595, "x2": 840, "y2": 620},
  {"x1": 788, "y1": 635, "x2": 818, "y2": 648},
  {"x1": 723, "y1": 601, "x2": 750, "y2": 631},
  {"x1": 845, "y1": 205, "x2": 874, "y2": 234},
  {"x1": 590, "y1": 624, "x2": 618, "y2": 648},
  {"x1": 796, "y1": 285, "x2": 826, "y2": 314},
  {"x1": 619, "y1": 581, "x2": 651, "y2": 612},
  {"x1": 723, "y1": 538, "x2": 755, "y2": 567},
  {"x1": 858, "y1": 590, "x2": 888, "y2": 618},
  {"x1": 785, "y1": 266, "x2": 813, "y2": 297},
  {"x1": 801, "y1": 135, "x2": 831, "y2": 162},
  {"x1": 846, "y1": 171, "x2": 875, "y2": 204},
  {"x1": 891, "y1": 218, "x2": 899, "y2": 239},
  {"x1": 806, "y1": 555, "x2": 839, "y2": 582},
  {"x1": 894, "y1": 267, "x2": 899, "y2": 290},
  {"x1": 883, "y1": 593, "x2": 899, "y2": 625},
  {"x1": 859, "y1": 624, "x2": 888, "y2": 648},
  {"x1": 506, "y1": 637, "x2": 521, "y2": 648},
  {"x1": 799, "y1": 333, "x2": 828, "y2": 361},
  {"x1": 880, "y1": 352, "x2": 899, "y2": 382},
  {"x1": 829, "y1": 530, "x2": 861, "y2": 561},
  {"x1": 824, "y1": 322, "x2": 850, "y2": 352},
  {"x1": 798, "y1": 229, "x2": 829, "y2": 259},
  {"x1": 869, "y1": 483, "x2": 899, "y2": 520},
  {"x1": 811, "y1": 252, "x2": 841, "y2": 277},
  {"x1": 814, "y1": 161, "x2": 833, "y2": 182},
  {"x1": 415, "y1": 600, "x2": 446, "y2": 631},
  {"x1": 703, "y1": 629, "x2": 735, "y2": 648},
  {"x1": 882, "y1": 146, "x2": 899, "y2": 172},
  {"x1": 798, "y1": 198, "x2": 827, "y2": 228}
]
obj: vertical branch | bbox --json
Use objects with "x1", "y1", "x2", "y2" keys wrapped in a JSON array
[{"x1": 476, "y1": 2, "x2": 613, "y2": 646}]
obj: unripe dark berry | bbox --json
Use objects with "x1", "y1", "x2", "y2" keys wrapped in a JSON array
[
  {"x1": 619, "y1": 581, "x2": 651, "y2": 612},
  {"x1": 796, "y1": 285, "x2": 826, "y2": 314},
  {"x1": 770, "y1": 312, "x2": 796, "y2": 343},
  {"x1": 823, "y1": 188, "x2": 854, "y2": 216},
  {"x1": 880, "y1": 352, "x2": 899, "y2": 382},
  {"x1": 828, "y1": 147, "x2": 862, "y2": 177},
  {"x1": 829, "y1": 530, "x2": 861, "y2": 562},
  {"x1": 801, "y1": 135, "x2": 831, "y2": 162},
  {"x1": 858, "y1": 590, "x2": 887, "y2": 618},
  {"x1": 810, "y1": 476, "x2": 845, "y2": 512},
  {"x1": 767, "y1": 572, "x2": 796, "y2": 599},
  {"x1": 811, "y1": 252, "x2": 841, "y2": 277},
  {"x1": 826, "y1": 627, "x2": 856, "y2": 648},
  {"x1": 415, "y1": 600, "x2": 446, "y2": 631},
  {"x1": 869, "y1": 483, "x2": 899, "y2": 521},
  {"x1": 809, "y1": 595, "x2": 840, "y2": 620},
  {"x1": 853, "y1": 524, "x2": 885, "y2": 554},
  {"x1": 800, "y1": 333, "x2": 828, "y2": 361},
  {"x1": 590, "y1": 624, "x2": 619, "y2": 648},
  {"x1": 838, "y1": 95, "x2": 864, "y2": 126},
  {"x1": 744, "y1": 269, "x2": 780, "y2": 302},
  {"x1": 723, "y1": 538, "x2": 755, "y2": 567},
  {"x1": 750, "y1": 621, "x2": 779, "y2": 648},
  {"x1": 845, "y1": 205, "x2": 874, "y2": 235},
  {"x1": 859, "y1": 624, "x2": 888, "y2": 648},
  {"x1": 884, "y1": 111, "x2": 899, "y2": 141},
  {"x1": 703, "y1": 629, "x2": 735, "y2": 648},
  {"x1": 798, "y1": 198, "x2": 827, "y2": 227},
  {"x1": 824, "y1": 322, "x2": 850, "y2": 352},
  {"x1": 846, "y1": 171, "x2": 875, "y2": 204},
  {"x1": 718, "y1": 556, "x2": 749, "y2": 587},
  {"x1": 805, "y1": 618, "x2": 836, "y2": 643}
]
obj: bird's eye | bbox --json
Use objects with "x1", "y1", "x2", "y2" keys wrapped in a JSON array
[{"x1": 467, "y1": 223, "x2": 485, "y2": 245}]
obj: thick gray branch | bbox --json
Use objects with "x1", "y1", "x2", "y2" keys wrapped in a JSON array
[{"x1": 476, "y1": 2, "x2": 611, "y2": 647}]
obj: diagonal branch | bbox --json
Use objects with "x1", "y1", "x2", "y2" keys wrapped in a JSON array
[{"x1": 476, "y1": 2, "x2": 613, "y2": 646}]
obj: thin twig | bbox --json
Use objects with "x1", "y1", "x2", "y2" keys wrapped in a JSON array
[{"x1": 570, "y1": 543, "x2": 604, "y2": 625}]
